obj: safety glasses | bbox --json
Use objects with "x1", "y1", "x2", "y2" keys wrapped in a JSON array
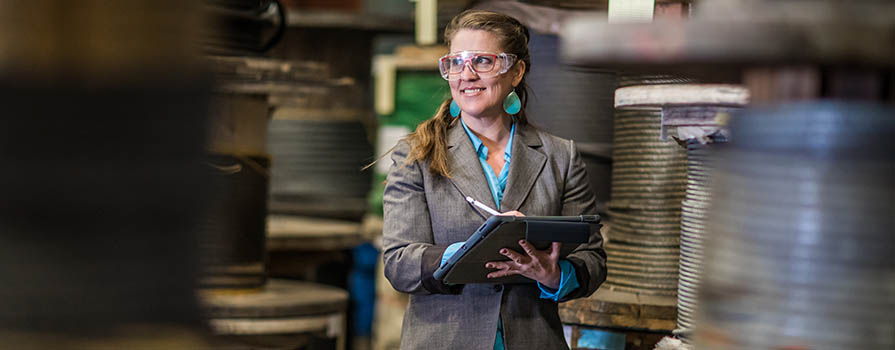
[{"x1": 438, "y1": 51, "x2": 517, "y2": 81}]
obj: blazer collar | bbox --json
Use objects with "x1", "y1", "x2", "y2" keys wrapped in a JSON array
[{"x1": 447, "y1": 121, "x2": 547, "y2": 215}]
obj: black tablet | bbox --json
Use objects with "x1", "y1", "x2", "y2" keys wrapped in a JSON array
[{"x1": 433, "y1": 215, "x2": 600, "y2": 285}]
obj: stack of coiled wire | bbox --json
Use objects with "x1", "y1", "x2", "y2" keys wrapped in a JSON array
[
  {"x1": 267, "y1": 117, "x2": 374, "y2": 220},
  {"x1": 676, "y1": 142, "x2": 711, "y2": 332},
  {"x1": 603, "y1": 76, "x2": 693, "y2": 297}
]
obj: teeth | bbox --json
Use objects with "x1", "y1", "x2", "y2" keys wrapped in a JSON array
[{"x1": 463, "y1": 88, "x2": 484, "y2": 93}]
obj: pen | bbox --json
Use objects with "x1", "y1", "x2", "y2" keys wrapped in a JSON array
[{"x1": 465, "y1": 196, "x2": 500, "y2": 216}]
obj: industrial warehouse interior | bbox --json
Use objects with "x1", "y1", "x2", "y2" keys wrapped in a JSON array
[{"x1": 1, "y1": 1, "x2": 892, "y2": 349}]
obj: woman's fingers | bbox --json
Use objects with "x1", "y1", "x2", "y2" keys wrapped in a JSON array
[
  {"x1": 487, "y1": 242, "x2": 561, "y2": 283},
  {"x1": 487, "y1": 268, "x2": 519, "y2": 279},
  {"x1": 500, "y1": 210, "x2": 525, "y2": 217},
  {"x1": 549, "y1": 242, "x2": 562, "y2": 260},
  {"x1": 499, "y1": 247, "x2": 526, "y2": 264},
  {"x1": 518, "y1": 240, "x2": 537, "y2": 257},
  {"x1": 485, "y1": 261, "x2": 509, "y2": 270},
  {"x1": 486, "y1": 260, "x2": 520, "y2": 279}
]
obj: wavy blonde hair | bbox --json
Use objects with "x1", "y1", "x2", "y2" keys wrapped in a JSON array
[{"x1": 404, "y1": 10, "x2": 532, "y2": 178}]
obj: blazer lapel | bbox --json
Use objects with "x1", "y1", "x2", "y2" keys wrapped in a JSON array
[
  {"x1": 500, "y1": 123, "x2": 546, "y2": 212},
  {"x1": 446, "y1": 122, "x2": 498, "y2": 212}
]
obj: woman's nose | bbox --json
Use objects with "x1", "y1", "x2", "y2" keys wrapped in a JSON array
[{"x1": 460, "y1": 61, "x2": 479, "y2": 80}]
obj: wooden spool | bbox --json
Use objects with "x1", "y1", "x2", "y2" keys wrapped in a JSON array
[{"x1": 201, "y1": 279, "x2": 349, "y2": 350}]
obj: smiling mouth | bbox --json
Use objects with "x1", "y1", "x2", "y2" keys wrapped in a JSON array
[{"x1": 461, "y1": 87, "x2": 485, "y2": 94}]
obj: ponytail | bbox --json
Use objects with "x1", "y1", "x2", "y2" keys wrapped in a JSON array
[{"x1": 404, "y1": 98, "x2": 459, "y2": 178}]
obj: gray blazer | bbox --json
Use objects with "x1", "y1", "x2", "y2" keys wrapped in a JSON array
[{"x1": 382, "y1": 122, "x2": 607, "y2": 350}]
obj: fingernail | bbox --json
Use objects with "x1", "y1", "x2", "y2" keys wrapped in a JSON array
[
  {"x1": 519, "y1": 240, "x2": 525, "y2": 245},
  {"x1": 485, "y1": 264, "x2": 492, "y2": 268},
  {"x1": 500, "y1": 249, "x2": 507, "y2": 254}
]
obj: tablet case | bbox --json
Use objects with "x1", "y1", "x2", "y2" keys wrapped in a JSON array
[{"x1": 433, "y1": 215, "x2": 601, "y2": 285}]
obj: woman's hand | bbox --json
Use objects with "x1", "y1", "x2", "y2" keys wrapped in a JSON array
[{"x1": 485, "y1": 211, "x2": 563, "y2": 289}]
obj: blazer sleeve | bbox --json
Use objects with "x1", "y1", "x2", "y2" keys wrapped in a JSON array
[
  {"x1": 381, "y1": 141, "x2": 462, "y2": 295},
  {"x1": 559, "y1": 140, "x2": 608, "y2": 301}
]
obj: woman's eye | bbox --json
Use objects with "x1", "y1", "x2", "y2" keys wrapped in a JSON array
[
  {"x1": 474, "y1": 56, "x2": 494, "y2": 65},
  {"x1": 449, "y1": 57, "x2": 464, "y2": 66}
]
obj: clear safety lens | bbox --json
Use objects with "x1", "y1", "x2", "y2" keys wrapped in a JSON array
[{"x1": 439, "y1": 51, "x2": 516, "y2": 80}]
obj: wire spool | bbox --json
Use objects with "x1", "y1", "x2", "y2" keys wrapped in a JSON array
[
  {"x1": 676, "y1": 143, "x2": 715, "y2": 336},
  {"x1": 638, "y1": 89, "x2": 747, "y2": 339},
  {"x1": 201, "y1": 279, "x2": 349, "y2": 349},
  {"x1": 198, "y1": 154, "x2": 271, "y2": 290},
  {"x1": 606, "y1": 108, "x2": 686, "y2": 296},
  {"x1": 267, "y1": 115, "x2": 374, "y2": 221},
  {"x1": 527, "y1": 33, "x2": 617, "y2": 212},
  {"x1": 607, "y1": 81, "x2": 747, "y2": 299},
  {"x1": 605, "y1": 75, "x2": 706, "y2": 297},
  {"x1": 694, "y1": 102, "x2": 895, "y2": 350}
]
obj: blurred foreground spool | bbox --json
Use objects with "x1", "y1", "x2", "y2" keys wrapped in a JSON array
[
  {"x1": 0, "y1": 0, "x2": 209, "y2": 347},
  {"x1": 695, "y1": 102, "x2": 895, "y2": 350}
]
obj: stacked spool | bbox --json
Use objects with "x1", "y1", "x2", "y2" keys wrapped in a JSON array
[
  {"x1": 606, "y1": 81, "x2": 750, "y2": 298},
  {"x1": 200, "y1": 55, "x2": 332, "y2": 290},
  {"x1": 676, "y1": 142, "x2": 710, "y2": 334},
  {"x1": 654, "y1": 88, "x2": 750, "y2": 339},
  {"x1": 526, "y1": 33, "x2": 616, "y2": 211},
  {"x1": 603, "y1": 77, "x2": 693, "y2": 297},
  {"x1": 266, "y1": 76, "x2": 374, "y2": 221},
  {"x1": 695, "y1": 102, "x2": 895, "y2": 350},
  {"x1": 267, "y1": 115, "x2": 374, "y2": 221},
  {"x1": 202, "y1": 56, "x2": 352, "y2": 349}
]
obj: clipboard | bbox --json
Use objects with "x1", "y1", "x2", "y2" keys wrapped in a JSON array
[{"x1": 433, "y1": 215, "x2": 601, "y2": 285}]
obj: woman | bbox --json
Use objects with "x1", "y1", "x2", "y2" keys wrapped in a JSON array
[{"x1": 382, "y1": 10, "x2": 607, "y2": 350}]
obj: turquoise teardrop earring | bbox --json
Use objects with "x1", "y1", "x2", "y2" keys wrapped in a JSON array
[
  {"x1": 450, "y1": 100, "x2": 461, "y2": 117},
  {"x1": 503, "y1": 90, "x2": 521, "y2": 115}
]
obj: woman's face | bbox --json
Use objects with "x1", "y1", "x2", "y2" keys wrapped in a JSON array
[{"x1": 448, "y1": 29, "x2": 524, "y2": 119}]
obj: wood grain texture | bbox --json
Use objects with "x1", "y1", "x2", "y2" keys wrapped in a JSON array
[{"x1": 559, "y1": 288, "x2": 677, "y2": 331}]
